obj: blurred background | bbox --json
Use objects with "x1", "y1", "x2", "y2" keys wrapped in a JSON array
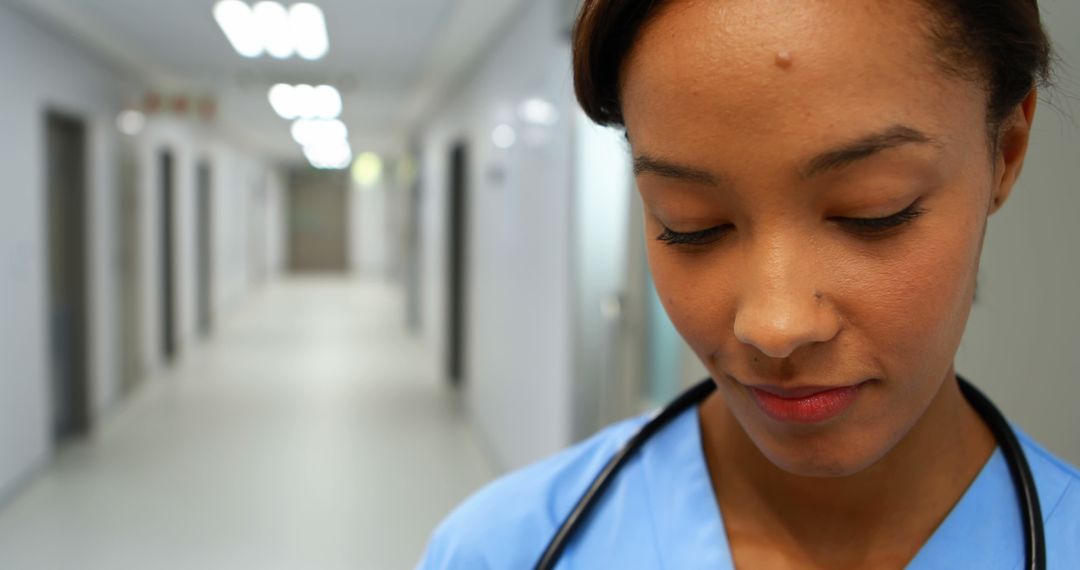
[{"x1": 0, "y1": 0, "x2": 1076, "y2": 568}]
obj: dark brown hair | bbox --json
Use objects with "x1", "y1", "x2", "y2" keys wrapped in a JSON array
[{"x1": 572, "y1": 0, "x2": 1052, "y2": 132}]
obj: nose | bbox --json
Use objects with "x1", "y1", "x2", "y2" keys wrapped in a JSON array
[{"x1": 733, "y1": 242, "x2": 841, "y2": 359}]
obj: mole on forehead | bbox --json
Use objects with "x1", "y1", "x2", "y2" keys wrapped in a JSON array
[{"x1": 774, "y1": 50, "x2": 794, "y2": 69}]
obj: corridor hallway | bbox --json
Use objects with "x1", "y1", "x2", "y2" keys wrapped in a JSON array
[{"x1": 0, "y1": 278, "x2": 494, "y2": 569}]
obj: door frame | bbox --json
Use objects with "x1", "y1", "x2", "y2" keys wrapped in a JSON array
[
  {"x1": 159, "y1": 149, "x2": 178, "y2": 362},
  {"x1": 195, "y1": 158, "x2": 213, "y2": 336},
  {"x1": 43, "y1": 109, "x2": 92, "y2": 442},
  {"x1": 117, "y1": 136, "x2": 143, "y2": 397},
  {"x1": 447, "y1": 140, "x2": 469, "y2": 386}
]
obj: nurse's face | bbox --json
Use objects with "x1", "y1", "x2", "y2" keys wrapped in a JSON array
[{"x1": 622, "y1": 0, "x2": 1018, "y2": 476}]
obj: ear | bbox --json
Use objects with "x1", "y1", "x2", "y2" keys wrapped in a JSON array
[{"x1": 989, "y1": 89, "x2": 1038, "y2": 216}]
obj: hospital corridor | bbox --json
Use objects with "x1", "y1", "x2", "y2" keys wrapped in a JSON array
[
  {"x1": 0, "y1": 0, "x2": 1078, "y2": 568},
  {"x1": 0, "y1": 278, "x2": 492, "y2": 569}
]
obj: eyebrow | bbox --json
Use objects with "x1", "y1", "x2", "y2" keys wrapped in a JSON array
[
  {"x1": 632, "y1": 154, "x2": 725, "y2": 186},
  {"x1": 800, "y1": 124, "x2": 936, "y2": 178},
  {"x1": 632, "y1": 124, "x2": 937, "y2": 186}
]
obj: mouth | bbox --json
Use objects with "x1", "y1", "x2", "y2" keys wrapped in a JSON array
[{"x1": 742, "y1": 379, "x2": 868, "y2": 424}]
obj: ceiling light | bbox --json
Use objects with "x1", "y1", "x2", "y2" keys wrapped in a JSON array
[
  {"x1": 518, "y1": 98, "x2": 559, "y2": 126},
  {"x1": 492, "y1": 124, "x2": 516, "y2": 149},
  {"x1": 312, "y1": 85, "x2": 341, "y2": 119},
  {"x1": 116, "y1": 110, "x2": 146, "y2": 136},
  {"x1": 352, "y1": 153, "x2": 383, "y2": 187},
  {"x1": 268, "y1": 84, "x2": 341, "y2": 120},
  {"x1": 253, "y1": 1, "x2": 293, "y2": 59},
  {"x1": 214, "y1": 1, "x2": 329, "y2": 60},
  {"x1": 268, "y1": 83, "x2": 298, "y2": 119},
  {"x1": 289, "y1": 3, "x2": 329, "y2": 60},
  {"x1": 305, "y1": 141, "x2": 351, "y2": 170},
  {"x1": 291, "y1": 118, "x2": 347, "y2": 147},
  {"x1": 214, "y1": 0, "x2": 263, "y2": 58},
  {"x1": 292, "y1": 83, "x2": 316, "y2": 112}
]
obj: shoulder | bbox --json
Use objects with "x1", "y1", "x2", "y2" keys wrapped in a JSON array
[
  {"x1": 1015, "y1": 429, "x2": 1080, "y2": 564},
  {"x1": 416, "y1": 414, "x2": 650, "y2": 569}
]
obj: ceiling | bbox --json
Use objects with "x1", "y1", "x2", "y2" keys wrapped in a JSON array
[{"x1": 9, "y1": 0, "x2": 528, "y2": 162}]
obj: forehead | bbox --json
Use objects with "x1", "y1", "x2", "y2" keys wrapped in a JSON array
[{"x1": 620, "y1": 0, "x2": 984, "y2": 163}]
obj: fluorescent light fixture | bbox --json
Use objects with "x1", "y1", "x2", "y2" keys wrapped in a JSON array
[
  {"x1": 214, "y1": 0, "x2": 263, "y2": 58},
  {"x1": 492, "y1": 124, "x2": 516, "y2": 149},
  {"x1": 268, "y1": 83, "x2": 298, "y2": 119},
  {"x1": 116, "y1": 110, "x2": 146, "y2": 136},
  {"x1": 518, "y1": 98, "x2": 559, "y2": 126},
  {"x1": 312, "y1": 84, "x2": 341, "y2": 119},
  {"x1": 292, "y1": 83, "x2": 316, "y2": 113},
  {"x1": 253, "y1": 1, "x2": 293, "y2": 58},
  {"x1": 352, "y1": 152, "x2": 383, "y2": 187},
  {"x1": 268, "y1": 84, "x2": 341, "y2": 120},
  {"x1": 215, "y1": 1, "x2": 329, "y2": 60},
  {"x1": 291, "y1": 118, "x2": 348, "y2": 147},
  {"x1": 305, "y1": 141, "x2": 351, "y2": 170},
  {"x1": 290, "y1": 3, "x2": 329, "y2": 60}
]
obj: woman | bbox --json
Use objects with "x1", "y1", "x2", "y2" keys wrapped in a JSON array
[{"x1": 420, "y1": 0, "x2": 1079, "y2": 567}]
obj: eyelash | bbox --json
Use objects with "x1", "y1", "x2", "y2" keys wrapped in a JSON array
[
  {"x1": 656, "y1": 225, "x2": 732, "y2": 246},
  {"x1": 656, "y1": 200, "x2": 927, "y2": 246},
  {"x1": 839, "y1": 201, "x2": 927, "y2": 235}
]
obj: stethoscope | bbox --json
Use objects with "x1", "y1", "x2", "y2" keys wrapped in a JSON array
[{"x1": 535, "y1": 375, "x2": 1046, "y2": 570}]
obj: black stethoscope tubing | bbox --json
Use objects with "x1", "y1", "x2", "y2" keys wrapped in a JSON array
[{"x1": 535, "y1": 375, "x2": 1045, "y2": 570}]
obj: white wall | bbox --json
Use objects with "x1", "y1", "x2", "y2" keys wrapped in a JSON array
[
  {"x1": 569, "y1": 110, "x2": 635, "y2": 436},
  {"x1": 215, "y1": 145, "x2": 263, "y2": 307},
  {"x1": 349, "y1": 158, "x2": 417, "y2": 281},
  {"x1": 0, "y1": 2, "x2": 131, "y2": 504},
  {"x1": 134, "y1": 119, "x2": 284, "y2": 370},
  {"x1": 351, "y1": 182, "x2": 390, "y2": 278},
  {"x1": 0, "y1": 3, "x2": 287, "y2": 504},
  {"x1": 956, "y1": 0, "x2": 1080, "y2": 465},
  {"x1": 264, "y1": 170, "x2": 287, "y2": 278},
  {"x1": 418, "y1": 0, "x2": 576, "y2": 470}
]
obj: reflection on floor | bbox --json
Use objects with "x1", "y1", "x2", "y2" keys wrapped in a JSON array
[{"x1": 0, "y1": 277, "x2": 494, "y2": 570}]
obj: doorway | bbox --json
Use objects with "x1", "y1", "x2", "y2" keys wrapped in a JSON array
[
  {"x1": 195, "y1": 159, "x2": 213, "y2": 336},
  {"x1": 45, "y1": 111, "x2": 90, "y2": 442},
  {"x1": 117, "y1": 138, "x2": 142, "y2": 397},
  {"x1": 159, "y1": 150, "x2": 177, "y2": 362},
  {"x1": 286, "y1": 168, "x2": 349, "y2": 273},
  {"x1": 447, "y1": 142, "x2": 468, "y2": 386},
  {"x1": 404, "y1": 149, "x2": 424, "y2": 334}
]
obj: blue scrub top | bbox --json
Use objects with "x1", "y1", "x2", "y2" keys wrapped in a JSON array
[{"x1": 418, "y1": 405, "x2": 1080, "y2": 569}]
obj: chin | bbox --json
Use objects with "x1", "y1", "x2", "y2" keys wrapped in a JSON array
[
  {"x1": 746, "y1": 423, "x2": 897, "y2": 478},
  {"x1": 763, "y1": 446, "x2": 881, "y2": 478}
]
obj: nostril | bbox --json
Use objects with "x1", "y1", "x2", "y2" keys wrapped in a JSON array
[{"x1": 734, "y1": 292, "x2": 841, "y2": 359}]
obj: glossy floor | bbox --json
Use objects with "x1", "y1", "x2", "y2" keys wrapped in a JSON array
[{"x1": 0, "y1": 277, "x2": 494, "y2": 569}]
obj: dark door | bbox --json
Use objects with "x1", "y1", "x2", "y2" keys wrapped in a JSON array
[
  {"x1": 287, "y1": 169, "x2": 349, "y2": 272},
  {"x1": 45, "y1": 112, "x2": 90, "y2": 441},
  {"x1": 196, "y1": 160, "x2": 213, "y2": 336},
  {"x1": 447, "y1": 142, "x2": 468, "y2": 386},
  {"x1": 118, "y1": 139, "x2": 142, "y2": 397},
  {"x1": 160, "y1": 150, "x2": 177, "y2": 362}
]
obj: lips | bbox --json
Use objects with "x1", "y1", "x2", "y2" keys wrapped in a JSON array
[{"x1": 746, "y1": 381, "x2": 865, "y2": 424}]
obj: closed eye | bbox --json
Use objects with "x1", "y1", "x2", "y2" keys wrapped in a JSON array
[
  {"x1": 834, "y1": 199, "x2": 926, "y2": 235},
  {"x1": 656, "y1": 200, "x2": 926, "y2": 247},
  {"x1": 656, "y1": 225, "x2": 732, "y2": 246}
]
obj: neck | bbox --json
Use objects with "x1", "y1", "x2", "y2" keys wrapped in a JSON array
[{"x1": 699, "y1": 367, "x2": 996, "y2": 567}]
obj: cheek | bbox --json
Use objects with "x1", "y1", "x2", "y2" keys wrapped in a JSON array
[
  {"x1": 644, "y1": 236, "x2": 738, "y2": 358},
  {"x1": 841, "y1": 219, "x2": 982, "y2": 379},
  {"x1": 643, "y1": 203, "x2": 985, "y2": 371}
]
